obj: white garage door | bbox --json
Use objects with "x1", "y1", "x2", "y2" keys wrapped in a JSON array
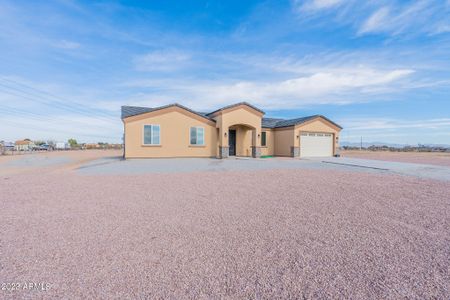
[{"x1": 300, "y1": 132, "x2": 333, "y2": 157}]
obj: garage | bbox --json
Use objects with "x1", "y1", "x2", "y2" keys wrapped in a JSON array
[{"x1": 300, "y1": 132, "x2": 333, "y2": 157}]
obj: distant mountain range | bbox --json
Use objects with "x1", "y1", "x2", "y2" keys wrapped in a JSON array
[{"x1": 340, "y1": 141, "x2": 450, "y2": 148}]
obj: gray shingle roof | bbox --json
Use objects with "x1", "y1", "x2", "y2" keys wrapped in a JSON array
[
  {"x1": 261, "y1": 118, "x2": 285, "y2": 128},
  {"x1": 121, "y1": 106, "x2": 154, "y2": 119},
  {"x1": 121, "y1": 104, "x2": 215, "y2": 121},
  {"x1": 262, "y1": 115, "x2": 342, "y2": 129},
  {"x1": 122, "y1": 103, "x2": 342, "y2": 129}
]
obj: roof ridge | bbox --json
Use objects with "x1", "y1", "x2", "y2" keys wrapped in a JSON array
[{"x1": 207, "y1": 102, "x2": 265, "y2": 116}]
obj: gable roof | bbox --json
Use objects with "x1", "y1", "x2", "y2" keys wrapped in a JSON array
[
  {"x1": 121, "y1": 103, "x2": 215, "y2": 121},
  {"x1": 121, "y1": 103, "x2": 342, "y2": 129},
  {"x1": 15, "y1": 140, "x2": 34, "y2": 145},
  {"x1": 262, "y1": 115, "x2": 342, "y2": 129},
  {"x1": 206, "y1": 102, "x2": 265, "y2": 116}
]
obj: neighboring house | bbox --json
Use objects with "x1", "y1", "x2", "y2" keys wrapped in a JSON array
[
  {"x1": 121, "y1": 102, "x2": 342, "y2": 159},
  {"x1": 15, "y1": 139, "x2": 35, "y2": 151},
  {"x1": 85, "y1": 143, "x2": 101, "y2": 149},
  {"x1": 55, "y1": 142, "x2": 70, "y2": 150}
]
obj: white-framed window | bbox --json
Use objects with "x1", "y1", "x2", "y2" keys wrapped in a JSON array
[
  {"x1": 143, "y1": 124, "x2": 160, "y2": 145},
  {"x1": 190, "y1": 126, "x2": 205, "y2": 145}
]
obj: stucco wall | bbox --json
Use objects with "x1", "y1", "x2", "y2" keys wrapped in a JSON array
[
  {"x1": 124, "y1": 109, "x2": 218, "y2": 158},
  {"x1": 261, "y1": 129, "x2": 275, "y2": 156},
  {"x1": 273, "y1": 127, "x2": 295, "y2": 157}
]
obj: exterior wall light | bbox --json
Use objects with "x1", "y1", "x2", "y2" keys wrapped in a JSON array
[{"x1": 224, "y1": 132, "x2": 227, "y2": 137}]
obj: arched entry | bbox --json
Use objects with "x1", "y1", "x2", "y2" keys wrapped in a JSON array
[{"x1": 227, "y1": 123, "x2": 258, "y2": 157}]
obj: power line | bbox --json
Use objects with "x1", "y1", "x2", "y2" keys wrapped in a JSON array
[
  {"x1": 0, "y1": 76, "x2": 119, "y2": 119},
  {"x1": 0, "y1": 78, "x2": 119, "y2": 124},
  {"x1": 0, "y1": 106, "x2": 120, "y2": 131}
]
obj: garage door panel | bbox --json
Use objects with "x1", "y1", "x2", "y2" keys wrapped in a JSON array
[{"x1": 300, "y1": 132, "x2": 333, "y2": 157}]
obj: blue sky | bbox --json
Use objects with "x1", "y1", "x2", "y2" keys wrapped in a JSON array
[{"x1": 0, "y1": 0, "x2": 449, "y2": 144}]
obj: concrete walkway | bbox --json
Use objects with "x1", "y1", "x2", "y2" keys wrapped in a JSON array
[
  {"x1": 317, "y1": 157, "x2": 450, "y2": 181},
  {"x1": 76, "y1": 156, "x2": 450, "y2": 181}
]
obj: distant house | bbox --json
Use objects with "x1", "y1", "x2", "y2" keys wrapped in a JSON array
[
  {"x1": 55, "y1": 142, "x2": 70, "y2": 150},
  {"x1": 85, "y1": 143, "x2": 101, "y2": 149},
  {"x1": 15, "y1": 139, "x2": 35, "y2": 151}
]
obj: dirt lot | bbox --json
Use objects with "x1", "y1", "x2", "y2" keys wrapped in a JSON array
[
  {"x1": 0, "y1": 151, "x2": 449, "y2": 298},
  {"x1": 341, "y1": 150, "x2": 450, "y2": 167}
]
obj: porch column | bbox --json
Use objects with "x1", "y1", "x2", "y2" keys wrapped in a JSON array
[
  {"x1": 251, "y1": 128, "x2": 261, "y2": 158},
  {"x1": 218, "y1": 126, "x2": 229, "y2": 159}
]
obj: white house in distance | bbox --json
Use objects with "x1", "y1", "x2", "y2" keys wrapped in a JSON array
[
  {"x1": 15, "y1": 139, "x2": 35, "y2": 151},
  {"x1": 55, "y1": 142, "x2": 71, "y2": 150}
]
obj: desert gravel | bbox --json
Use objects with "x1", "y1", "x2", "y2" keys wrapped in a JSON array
[
  {"x1": 1, "y1": 166, "x2": 449, "y2": 299},
  {"x1": 342, "y1": 150, "x2": 450, "y2": 167}
]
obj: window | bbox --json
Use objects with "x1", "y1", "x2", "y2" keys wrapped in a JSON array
[
  {"x1": 190, "y1": 127, "x2": 205, "y2": 145},
  {"x1": 261, "y1": 132, "x2": 267, "y2": 146},
  {"x1": 143, "y1": 125, "x2": 160, "y2": 145}
]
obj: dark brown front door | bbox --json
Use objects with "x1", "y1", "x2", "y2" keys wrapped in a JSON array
[{"x1": 228, "y1": 130, "x2": 236, "y2": 156}]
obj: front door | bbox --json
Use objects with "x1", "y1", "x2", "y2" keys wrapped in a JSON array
[{"x1": 228, "y1": 129, "x2": 236, "y2": 156}]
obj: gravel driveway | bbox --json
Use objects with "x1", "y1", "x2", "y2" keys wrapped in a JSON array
[{"x1": 1, "y1": 166, "x2": 449, "y2": 299}]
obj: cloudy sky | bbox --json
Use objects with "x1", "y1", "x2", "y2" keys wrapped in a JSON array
[{"x1": 0, "y1": 0, "x2": 449, "y2": 144}]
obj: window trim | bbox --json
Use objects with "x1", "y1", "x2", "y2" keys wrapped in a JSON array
[
  {"x1": 189, "y1": 126, "x2": 205, "y2": 146},
  {"x1": 142, "y1": 124, "x2": 161, "y2": 146}
]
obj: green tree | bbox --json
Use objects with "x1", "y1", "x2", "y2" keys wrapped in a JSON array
[{"x1": 68, "y1": 138, "x2": 78, "y2": 147}]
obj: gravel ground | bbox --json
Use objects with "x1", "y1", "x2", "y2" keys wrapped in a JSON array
[
  {"x1": 0, "y1": 150, "x2": 122, "y2": 176},
  {"x1": 341, "y1": 150, "x2": 450, "y2": 167},
  {"x1": 1, "y1": 167, "x2": 449, "y2": 299}
]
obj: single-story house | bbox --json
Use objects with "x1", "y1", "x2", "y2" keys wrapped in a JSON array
[
  {"x1": 121, "y1": 102, "x2": 342, "y2": 159},
  {"x1": 15, "y1": 139, "x2": 35, "y2": 151}
]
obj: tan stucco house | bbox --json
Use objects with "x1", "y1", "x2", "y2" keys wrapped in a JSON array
[{"x1": 121, "y1": 102, "x2": 342, "y2": 159}]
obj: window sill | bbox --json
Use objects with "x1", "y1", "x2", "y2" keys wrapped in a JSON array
[
  {"x1": 142, "y1": 144, "x2": 162, "y2": 147},
  {"x1": 189, "y1": 145, "x2": 206, "y2": 148}
]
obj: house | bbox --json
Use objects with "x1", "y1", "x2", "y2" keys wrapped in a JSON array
[
  {"x1": 15, "y1": 139, "x2": 35, "y2": 151},
  {"x1": 55, "y1": 142, "x2": 70, "y2": 150},
  {"x1": 85, "y1": 143, "x2": 101, "y2": 149},
  {"x1": 121, "y1": 102, "x2": 342, "y2": 159}
]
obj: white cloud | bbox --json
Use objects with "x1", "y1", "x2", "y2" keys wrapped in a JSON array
[
  {"x1": 53, "y1": 39, "x2": 81, "y2": 49},
  {"x1": 357, "y1": 0, "x2": 449, "y2": 36},
  {"x1": 358, "y1": 7, "x2": 390, "y2": 35},
  {"x1": 343, "y1": 118, "x2": 450, "y2": 131},
  {"x1": 124, "y1": 67, "x2": 414, "y2": 110},
  {"x1": 133, "y1": 50, "x2": 191, "y2": 72},
  {"x1": 340, "y1": 118, "x2": 450, "y2": 144},
  {"x1": 297, "y1": 0, "x2": 344, "y2": 11}
]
